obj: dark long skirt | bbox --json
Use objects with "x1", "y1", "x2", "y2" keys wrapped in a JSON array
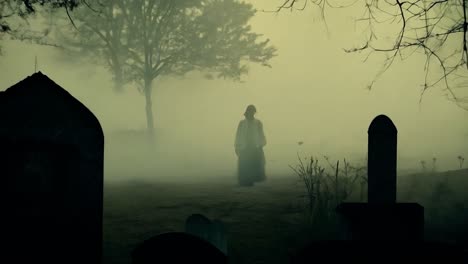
[{"x1": 237, "y1": 147, "x2": 266, "y2": 186}]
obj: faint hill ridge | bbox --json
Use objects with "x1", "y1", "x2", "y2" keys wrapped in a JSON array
[
  {"x1": 398, "y1": 168, "x2": 468, "y2": 203},
  {"x1": 405, "y1": 168, "x2": 468, "y2": 180}
]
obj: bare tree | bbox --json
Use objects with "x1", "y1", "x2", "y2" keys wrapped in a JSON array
[
  {"x1": 0, "y1": 0, "x2": 83, "y2": 53},
  {"x1": 53, "y1": 1, "x2": 128, "y2": 92},
  {"x1": 57, "y1": 0, "x2": 277, "y2": 139},
  {"x1": 275, "y1": 0, "x2": 468, "y2": 110}
]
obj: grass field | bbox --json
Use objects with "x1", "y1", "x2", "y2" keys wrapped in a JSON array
[{"x1": 102, "y1": 168, "x2": 468, "y2": 264}]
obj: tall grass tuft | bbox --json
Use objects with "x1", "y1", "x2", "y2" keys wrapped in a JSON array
[{"x1": 289, "y1": 154, "x2": 366, "y2": 234}]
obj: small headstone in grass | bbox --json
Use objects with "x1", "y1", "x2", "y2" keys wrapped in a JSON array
[
  {"x1": 212, "y1": 219, "x2": 228, "y2": 255},
  {"x1": 185, "y1": 214, "x2": 228, "y2": 255},
  {"x1": 185, "y1": 213, "x2": 213, "y2": 242}
]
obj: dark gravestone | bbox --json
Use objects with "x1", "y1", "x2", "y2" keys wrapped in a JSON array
[
  {"x1": 131, "y1": 232, "x2": 228, "y2": 264},
  {"x1": 0, "y1": 72, "x2": 104, "y2": 264},
  {"x1": 290, "y1": 115, "x2": 467, "y2": 263},
  {"x1": 336, "y1": 115, "x2": 424, "y2": 241},
  {"x1": 185, "y1": 214, "x2": 228, "y2": 255},
  {"x1": 368, "y1": 115, "x2": 397, "y2": 204}
]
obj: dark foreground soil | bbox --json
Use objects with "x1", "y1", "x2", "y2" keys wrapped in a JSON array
[{"x1": 103, "y1": 169, "x2": 468, "y2": 264}]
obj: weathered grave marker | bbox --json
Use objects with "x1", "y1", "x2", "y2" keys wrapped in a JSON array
[
  {"x1": 185, "y1": 214, "x2": 228, "y2": 255},
  {"x1": 212, "y1": 219, "x2": 228, "y2": 255},
  {"x1": 291, "y1": 114, "x2": 467, "y2": 263},
  {"x1": 0, "y1": 72, "x2": 104, "y2": 264},
  {"x1": 185, "y1": 213, "x2": 213, "y2": 242}
]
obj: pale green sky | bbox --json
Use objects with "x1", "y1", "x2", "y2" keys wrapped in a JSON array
[{"x1": 0, "y1": 1, "x2": 466, "y2": 178}]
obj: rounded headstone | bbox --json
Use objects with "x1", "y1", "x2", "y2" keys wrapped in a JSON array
[
  {"x1": 367, "y1": 114, "x2": 397, "y2": 204},
  {"x1": 185, "y1": 213, "x2": 212, "y2": 242},
  {"x1": 368, "y1": 114, "x2": 397, "y2": 134}
]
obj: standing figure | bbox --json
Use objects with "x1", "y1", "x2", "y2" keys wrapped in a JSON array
[{"x1": 235, "y1": 105, "x2": 266, "y2": 186}]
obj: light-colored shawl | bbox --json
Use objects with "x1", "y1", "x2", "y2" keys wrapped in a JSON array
[{"x1": 235, "y1": 118, "x2": 266, "y2": 151}]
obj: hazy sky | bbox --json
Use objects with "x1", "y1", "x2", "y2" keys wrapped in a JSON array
[{"x1": 0, "y1": 0, "x2": 467, "y2": 179}]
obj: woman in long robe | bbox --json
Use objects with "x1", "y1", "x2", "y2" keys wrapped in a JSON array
[{"x1": 235, "y1": 105, "x2": 266, "y2": 186}]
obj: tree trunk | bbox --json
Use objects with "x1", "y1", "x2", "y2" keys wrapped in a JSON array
[
  {"x1": 113, "y1": 72, "x2": 124, "y2": 93},
  {"x1": 111, "y1": 53, "x2": 124, "y2": 93},
  {"x1": 144, "y1": 77, "x2": 155, "y2": 140}
]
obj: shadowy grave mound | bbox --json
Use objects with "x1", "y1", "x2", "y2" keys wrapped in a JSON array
[
  {"x1": 0, "y1": 72, "x2": 104, "y2": 264},
  {"x1": 131, "y1": 232, "x2": 228, "y2": 264}
]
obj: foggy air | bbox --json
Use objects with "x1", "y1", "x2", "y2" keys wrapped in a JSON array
[
  {"x1": 1, "y1": 1, "x2": 466, "y2": 183},
  {"x1": 1, "y1": 0, "x2": 468, "y2": 263}
]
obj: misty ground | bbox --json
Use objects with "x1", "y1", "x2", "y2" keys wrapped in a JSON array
[
  {"x1": 101, "y1": 131, "x2": 468, "y2": 264},
  {"x1": 103, "y1": 176, "x2": 302, "y2": 264},
  {"x1": 102, "y1": 165, "x2": 468, "y2": 264}
]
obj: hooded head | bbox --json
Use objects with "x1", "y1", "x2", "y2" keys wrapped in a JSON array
[{"x1": 244, "y1": 105, "x2": 256, "y2": 120}]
